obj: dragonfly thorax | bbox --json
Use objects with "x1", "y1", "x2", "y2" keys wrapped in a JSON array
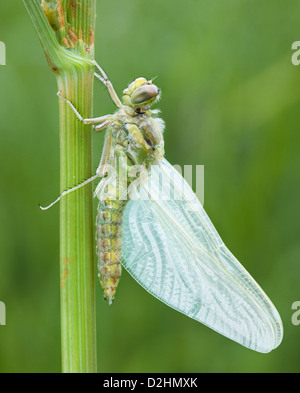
[{"x1": 122, "y1": 77, "x2": 160, "y2": 110}]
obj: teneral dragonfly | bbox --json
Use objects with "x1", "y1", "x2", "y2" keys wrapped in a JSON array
[{"x1": 42, "y1": 60, "x2": 283, "y2": 353}]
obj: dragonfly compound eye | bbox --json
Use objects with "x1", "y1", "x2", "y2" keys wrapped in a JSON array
[{"x1": 131, "y1": 85, "x2": 160, "y2": 106}]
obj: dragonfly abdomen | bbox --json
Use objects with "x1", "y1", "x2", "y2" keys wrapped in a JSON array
[
  {"x1": 96, "y1": 198, "x2": 125, "y2": 304},
  {"x1": 95, "y1": 116, "x2": 165, "y2": 304}
]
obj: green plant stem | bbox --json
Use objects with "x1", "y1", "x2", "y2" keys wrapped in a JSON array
[
  {"x1": 23, "y1": 0, "x2": 97, "y2": 373},
  {"x1": 58, "y1": 70, "x2": 96, "y2": 373}
]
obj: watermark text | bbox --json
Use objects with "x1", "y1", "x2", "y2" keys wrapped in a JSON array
[
  {"x1": 0, "y1": 301, "x2": 6, "y2": 325},
  {"x1": 291, "y1": 41, "x2": 300, "y2": 65},
  {"x1": 93, "y1": 159, "x2": 205, "y2": 210},
  {"x1": 292, "y1": 301, "x2": 300, "y2": 326},
  {"x1": 0, "y1": 41, "x2": 6, "y2": 65}
]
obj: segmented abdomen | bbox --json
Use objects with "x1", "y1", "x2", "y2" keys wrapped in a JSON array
[
  {"x1": 96, "y1": 198, "x2": 125, "y2": 304},
  {"x1": 95, "y1": 116, "x2": 164, "y2": 304}
]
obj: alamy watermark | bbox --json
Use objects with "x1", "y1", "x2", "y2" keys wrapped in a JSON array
[
  {"x1": 291, "y1": 41, "x2": 300, "y2": 65},
  {"x1": 0, "y1": 301, "x2": 6, "y2": 325},
  {"x1": 0, "y1": 41, "x2": 6, "y2": 65},
  {"x1": 93, "y1": 159, "x2": 205, "y2": 209},
  {"x1": 291, "y1": 301, "x2": 300, "y2": 326}
]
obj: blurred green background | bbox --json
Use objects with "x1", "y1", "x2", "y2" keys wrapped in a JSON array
[{"x1": 0, "y1": 0, "x2": 299, "y2": 373}]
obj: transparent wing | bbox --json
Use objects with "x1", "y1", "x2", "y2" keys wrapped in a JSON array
[{"x1": 122, "y1": 159, "x2": 283, "y2": 353}]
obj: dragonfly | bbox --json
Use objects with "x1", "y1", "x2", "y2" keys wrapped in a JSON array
[{"x1": 41, "y1": 59, "x2": 283, "y2": 353}]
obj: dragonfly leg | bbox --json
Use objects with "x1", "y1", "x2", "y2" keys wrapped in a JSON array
[
  {"x1": 93, "y1": 120, "x2": 111, "y2": 132},
  {"x1": 92, "y1": 60, "x2": 123, "y2": 109},
  {"x1": 95, "y1": 128, "x2": 115, "y2": 177},
  {"x1": 57, "y1": 91, "x2": 114, "y2": 125},
  {"x1": 39, "y1": 173, "x2": 100, "y2": 210},
  {"x1": 40, "y1": 128, "x2": 114, "y2": 210},
  {"x1": 94, "y1": 130, "x2": 116, "y2": 198}
]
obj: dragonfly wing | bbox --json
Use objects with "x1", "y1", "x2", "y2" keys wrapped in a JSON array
[{"x1": 122, "y1": 159, "x2": 283, "y2": 353}]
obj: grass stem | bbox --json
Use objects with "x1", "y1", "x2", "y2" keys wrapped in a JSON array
[{"x1": 24, "y1": 0, "x2": 97, "y2": 373}]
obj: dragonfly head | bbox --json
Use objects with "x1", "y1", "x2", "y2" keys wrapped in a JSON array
[{"x1": 122, "y1": 78, "x2": 160, "y2": 109}]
